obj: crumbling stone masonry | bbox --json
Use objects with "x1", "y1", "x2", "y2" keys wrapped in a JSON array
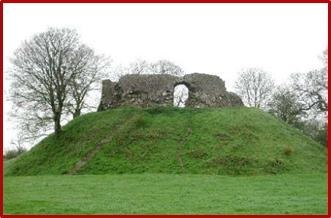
[{"x1": 98, "y1": 73, "x2": 243, "y2": 111}]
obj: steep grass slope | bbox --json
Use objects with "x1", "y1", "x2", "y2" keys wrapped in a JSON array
[{"x1": 6, "y1": 107, "x2": 326, "y2": 176}]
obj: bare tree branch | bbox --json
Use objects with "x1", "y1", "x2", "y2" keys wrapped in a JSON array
[{"x1": 235, "y1": 68, "x2": 274, "y2": 109}]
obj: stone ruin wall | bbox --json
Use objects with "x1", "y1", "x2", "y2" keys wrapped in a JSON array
[{"x1": 98, "y1": 73, "x2": 243, "y2": 111}]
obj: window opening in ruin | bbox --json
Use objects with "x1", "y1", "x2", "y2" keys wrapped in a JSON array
[{"x1": 173, "y1": 84, "x2": 189, "y2": 107}]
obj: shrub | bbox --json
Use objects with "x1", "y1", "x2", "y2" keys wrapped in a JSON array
[
  {"x1": 265, "y1": 158, "x2": 287, "y2": 174},
  {"x1": 4, "y1": 146, "x2": 27, "y2": 160},
  {"x1": 134, "y1": 116, "x2": 147, "y2": 128},
  {"x1": 209, "y1": 155, "x2": 256, "y2": 175},
  {"x1": 283, "y1": 146, "x2": 294, "y2": 156},
  {"x1": 315, "y1": 127, "x2": 327, "y2": 147}
]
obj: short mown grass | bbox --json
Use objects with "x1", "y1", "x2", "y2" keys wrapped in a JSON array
[{"x1": 4, "y1": 173, "x2": 327, "y2": 214}]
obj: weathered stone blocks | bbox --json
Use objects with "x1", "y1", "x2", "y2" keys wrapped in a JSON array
[{"x1": 98, "y1": 73, "x2": 243, "y2": 111}]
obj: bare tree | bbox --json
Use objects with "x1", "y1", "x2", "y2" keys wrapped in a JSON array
[
  {"x1": 235, "y1": 68, "x2": 274, "y2": 109},
  {"x1": 66, "y1": 46, "x2": 110, "y2": 118},
  {"x1": 10, "y1": 28, "x2": 105, "y2": 136},
  {"x1": 150, "y1": 60, "x2": 184, "y2": 76},
  {"x1": 10, "y1": 106, "x2": 54, "y2": 143},
  {"x1": 290, "y1": 70, "x2": 327, "y2": 116},
  {"x1": 319, "y1": 49, "x2": 327, "y2": 70},
  {"x1": 289, "y1": 50, "x2": 327, "y2": 118},
  {"x1": 268, "y1": 86, "x2": 302, "y2": 124},
  {"x1": 4, "y1": 133, "x2": 27, "y2": 160},
  {"x1": 123, "y1": 59, "x2": 184, "y2": 76},
  {"x1": 126, "y1": 59, "x2": 151, "y2": 74}
]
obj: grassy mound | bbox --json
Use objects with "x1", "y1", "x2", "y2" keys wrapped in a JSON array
[{"x1": 6, "y1": 107, "x2": 326, "y2": 176}]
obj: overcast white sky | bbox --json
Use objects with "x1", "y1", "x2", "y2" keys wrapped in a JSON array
[{"x1": 3, "y1": 3, "x2": 328, "y2": 151}]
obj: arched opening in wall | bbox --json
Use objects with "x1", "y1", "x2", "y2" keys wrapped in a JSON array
[{"x1": 173, "y1": 84, "x2": 189, "y2": 107}]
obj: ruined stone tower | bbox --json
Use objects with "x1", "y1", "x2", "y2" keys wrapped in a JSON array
[{"x1": 98, "y1": 73, "x2": 243, "y2": 111}]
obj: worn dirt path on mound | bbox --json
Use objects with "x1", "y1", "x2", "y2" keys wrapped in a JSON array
[
  {"x1": 68, "y1": 115, "x2": 138, "y2": 175},
  {"x1": 68, "y1": 137, "x2": 113, "y2": 175},
  {"x1": 176, "y1": 127, "x2": 193, "y2": 173}
]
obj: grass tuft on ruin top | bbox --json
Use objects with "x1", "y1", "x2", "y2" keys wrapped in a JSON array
[{"x1": 5, "y1": 107, "x2": 326, "y2": 176}]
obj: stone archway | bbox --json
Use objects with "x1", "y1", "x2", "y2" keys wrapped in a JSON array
[
  {"x1": 98, "y1": 73, "x2": 244, "y2": 111},
  {"x1": 173, "y1": 84, "x2": 189, "y2": 107}
]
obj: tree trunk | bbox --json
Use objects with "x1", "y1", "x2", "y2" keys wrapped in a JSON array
[
  {"x1": 54, "y1": 112, "x2": 62, "y2": 136},
  {"x1": 73, "y1": 109, "x2": 81, "y2": 119}
]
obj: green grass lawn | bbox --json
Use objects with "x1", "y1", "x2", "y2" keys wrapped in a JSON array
[{"x1": 4, "y1": 173, "x2": 327, "y2": 214}]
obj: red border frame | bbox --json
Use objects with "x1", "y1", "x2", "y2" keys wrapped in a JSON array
[
  {"x1": 1, "y1": 0, "x2": 4, "y2": 216},
  {"x1": 1, "y1": 1, "x2": 329, "y2": 218},
  {"x1": 0, "y1": 0, "x2": 331, "y2": 3},
  {"x1": 0, "y1": 0, "x2": 329, "y2": 3}
]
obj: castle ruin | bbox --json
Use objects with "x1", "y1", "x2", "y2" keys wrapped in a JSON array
[{"x1": 98, "y1": 73, "x2": 243, "y2": 111}]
